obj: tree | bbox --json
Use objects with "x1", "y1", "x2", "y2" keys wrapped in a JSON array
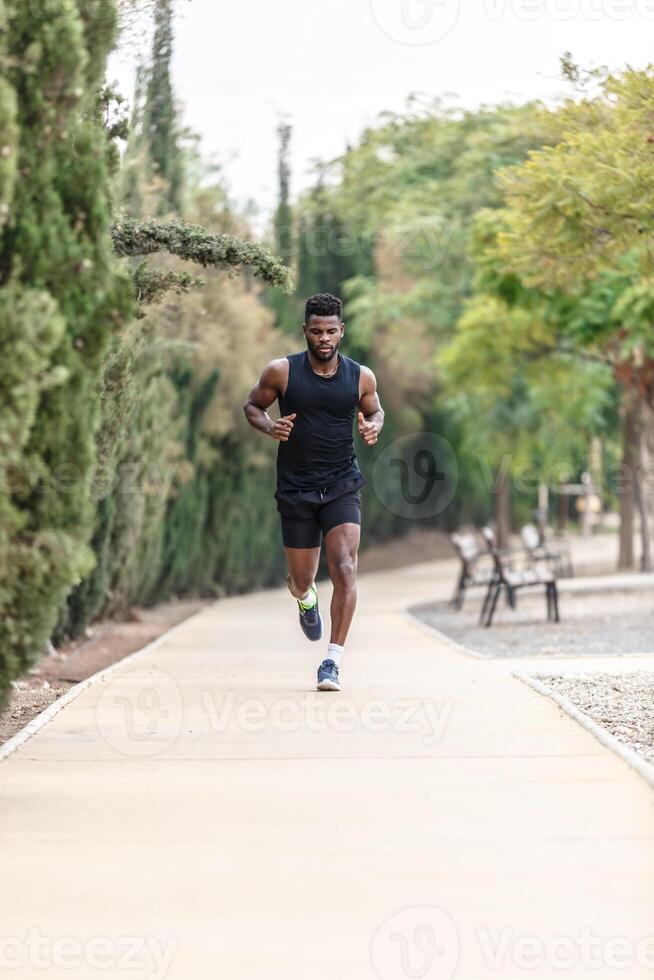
[
  {"x1": 495, "y1": 66, "x2": 654, "y2": 567},
  {"x1": 266, "y1": 120, "x2": 301, "y2": 332},
  {"x1": 439, "y1": 290, "x2": 614, "y2": 546},
  {"x1": 291, "y1": 101, "x2": 558, "y2": 539},
  {"x1": 0, "y1": 0, "x2": 135, "y2": 705},
  {"x1": 59, "y1": 0, "x2": 291, "y2": 641},
  {"x1": 144, "y1": 0, "x2": 183, "y2": 213}
]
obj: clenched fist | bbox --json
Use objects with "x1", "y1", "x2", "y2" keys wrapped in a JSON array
[
  {"x1": 358, "y1": 411, "x2": 379, "y2": 446},
  {"x1": 270, "y1": 413, "x2": 296, "y2": 441}
]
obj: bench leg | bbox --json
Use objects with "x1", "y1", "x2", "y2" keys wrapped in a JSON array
[
  {"x1": 545, "y1": 582, "x2": 560, "y2": 622},
  {"x1": 485, "y1": 582, "x2": 501, "y2": 627},
  {"x1": 451, "y1": 573, "x2": 466, "y2": 610},
  {"x1": 479, "y1": 582, "x2": 491, "y2": 625},
  {"x1": 551, "y1": 581, "x2": 560, "y2": 622}
]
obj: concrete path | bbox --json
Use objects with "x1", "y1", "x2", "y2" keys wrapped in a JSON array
[{"x1": 2, "y1": 557, "x2": 653, "y2": 979}]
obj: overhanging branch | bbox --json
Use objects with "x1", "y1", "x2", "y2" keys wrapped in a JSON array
[{"x1": 112, "y1": 216, "x2": 295, "y2": 294}]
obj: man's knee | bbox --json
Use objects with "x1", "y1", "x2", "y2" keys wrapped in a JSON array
[
  {"x1": 288, "y1": 570, "x2": 314, "y2": 596},
  {"x1": 331, "y1": 553, "x2": 357, "y2": 590}
]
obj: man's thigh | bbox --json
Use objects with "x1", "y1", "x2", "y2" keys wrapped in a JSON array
[
  {"x1": 322, "y1": 491, "x2": 362, "y2": 570},
  {"x1": 323, "y1": 522, "x2": 361, "y2": 581},
  {"x1": 318, "y1": 490, "x2": 362, "y2": 541},
  {"x1": 280, "y1": 513, "x2": 322, "y2": 550},
  {"x1": 284, "y1": 542, "x2": 321, "y2": 590}
]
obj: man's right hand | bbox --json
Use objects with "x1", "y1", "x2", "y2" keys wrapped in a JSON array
[{"x1": 270, "y1": 413, "x2": 296, "y2": 441}]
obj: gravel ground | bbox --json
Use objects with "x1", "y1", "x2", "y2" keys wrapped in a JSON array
[
  {"x1": 413, "y1": 588, "x2": 654, "y2": 658},
  {"x1": 544, "y1": 672, "x2": 654, "y2": 768}
]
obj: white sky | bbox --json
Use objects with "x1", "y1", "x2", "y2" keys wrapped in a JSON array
[{"x1": 109, "y1": 0, "x2": 654, "y2": 230}]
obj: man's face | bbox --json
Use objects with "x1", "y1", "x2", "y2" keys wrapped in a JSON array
[{"x1": 304, "y1": 315, "x2": 344, "y2": 362}]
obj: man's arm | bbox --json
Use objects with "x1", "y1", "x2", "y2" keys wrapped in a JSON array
[
  {"x1": 357, "y1": 365, "x2": 384, "y2": 447},
  {"x1": 243, "y1": 359, "x2": 295, "y2": 442}
]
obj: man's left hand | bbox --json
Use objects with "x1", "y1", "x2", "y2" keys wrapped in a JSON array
[{"x1": 358, "y1": 412, "x2": 379, "y2": 446}]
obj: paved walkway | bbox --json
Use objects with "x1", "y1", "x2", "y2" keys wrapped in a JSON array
[{"x1": 2, "y1": 557, "x2": 653, "y2": 979}]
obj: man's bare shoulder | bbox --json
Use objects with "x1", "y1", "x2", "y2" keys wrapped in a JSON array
[
  {"x1": 261, "y1": 357, "x2": 289, "y2": 388},
  {"x1": 359, "y1": 364, "x2": 377, "y2": 390}
]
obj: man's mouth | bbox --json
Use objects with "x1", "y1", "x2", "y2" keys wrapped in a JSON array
[{"x1": 319, "y1": 347, "x2": 332, "y2": 352}]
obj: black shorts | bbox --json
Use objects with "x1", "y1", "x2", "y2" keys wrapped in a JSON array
[{"x1": 276, "y1": 487, "x2": 362, "y2": 549}]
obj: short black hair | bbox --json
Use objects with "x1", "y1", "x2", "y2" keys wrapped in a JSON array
[{"x1": 305, "y1": 293, "x2": 343, "y2": 323}]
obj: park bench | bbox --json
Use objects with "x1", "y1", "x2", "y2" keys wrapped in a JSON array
[
  {"x1": 449, "y1": 531, "x2": 496, "y2": 610},
  {"x1": 479, "y1": 526, "x2": 560, "y2": 628},
  {"x1": 520, "y1": 521, "x2": 573, "y2": 579}
]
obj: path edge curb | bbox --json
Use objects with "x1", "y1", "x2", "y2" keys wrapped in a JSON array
[
  {"x1": 401, "y1": 604, "x2": 491, "y2": 660},
  {"x1": 0, "y1": 605, "x2": 212, "y2": 766},
  {"x1": 514, "y1": 670, "x2": 654, "y2": 791}
]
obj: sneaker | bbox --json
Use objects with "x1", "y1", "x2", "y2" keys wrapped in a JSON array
[
  {"x1": 317, "y1": 659, "x2": 340, "y2": 692},
  {"x1": 297, "y1": 585, "x2": 323, "y2": 642}
]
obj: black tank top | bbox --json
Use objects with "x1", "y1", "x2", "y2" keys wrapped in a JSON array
[{"x1": 276, "y1": 350, "x2": 365, "y2": 493}]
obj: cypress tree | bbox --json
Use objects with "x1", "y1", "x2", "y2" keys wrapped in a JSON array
[
  {"x1": 267, "y1": 120, "x2": 301, "y2": 332},
  {"x1": 145, "y1": 0, "x2": 183, "y2": 214},
  {"x1": 274, "y1": 121, "x2": 293, "y2": 269},
  {"x1": 60, "y1": 0, "x2": 293, "y2": 641},
  {"x1": 0, "y1": 0, "x2": 134, "y2": 704}
]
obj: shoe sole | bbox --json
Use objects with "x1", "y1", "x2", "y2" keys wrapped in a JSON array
[{"x1": 316, "y1": 678, "x2": 340, "y2": 692}]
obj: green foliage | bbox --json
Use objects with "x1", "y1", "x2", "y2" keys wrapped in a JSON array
[
  {"x1": 145, "y1": 0, "x2": 183, "y2": 213},
  {"x1": 289, "y1": 100, "x2": 558, "y2": 535},
  {"x1": 61, "y1": 4, "x2": 291, "y2": 640},
  {"x1": 113, "y1": 216, "x2": 295, "y2": 297},
  {"x1": 266, "y1": 121, "x2": 301, "y2": 332},
  {"x1": 497, "y1": 68, "x2": 654, "y2": 292},
  {"x1": 0, "y1": 0, "x2": 134, "y2": 705},
  {"x1": 133, "y1": 261, "x2": 204, "y2": 307},
  {"x1": 440, "y1": 292, "x2": 614, "y2": 476}
]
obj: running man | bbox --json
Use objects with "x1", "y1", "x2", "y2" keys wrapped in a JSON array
[{"x1": 243, "y1": 293, "x2": 384, "y2": 691}]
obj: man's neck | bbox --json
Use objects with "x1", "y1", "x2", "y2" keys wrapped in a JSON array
[{"x1": 307, "y1": 350, "x2": 340, "y2": 376}]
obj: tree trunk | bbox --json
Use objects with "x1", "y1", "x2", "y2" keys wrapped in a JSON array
[
  {"x1": 618, "y1": 399, "x2": 638, "y2": 570},
  {"x1": 493, "y1": 468, "x2": 511, "y2": 549},
  {"x1": 557, "y1": 481, "x2": 568, "y2": 533},
  {"x1": 637, "y1": 402, "x2": 654, "y2": 571}
]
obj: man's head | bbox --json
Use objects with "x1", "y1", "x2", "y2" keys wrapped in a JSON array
[{"x1": 303, "y1": 293, "x2": 344, "y2": 363}]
